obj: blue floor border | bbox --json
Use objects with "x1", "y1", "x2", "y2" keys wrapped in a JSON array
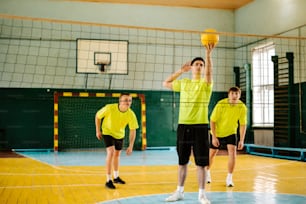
[
  {"x1": 98, "y1": 192, "x2": 306, "y2": 204},
  {"x1": 244, "y1": 144, "x2": 306, "y2": 161}
]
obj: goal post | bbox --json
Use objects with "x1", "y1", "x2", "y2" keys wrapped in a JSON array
[{"x1": 53, "y1": 91, "x2": 146, "y2": 152}]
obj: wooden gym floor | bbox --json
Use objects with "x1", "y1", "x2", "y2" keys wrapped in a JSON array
[{"x1": 0, "y1": 149, "x2": 305, "y2": 204}]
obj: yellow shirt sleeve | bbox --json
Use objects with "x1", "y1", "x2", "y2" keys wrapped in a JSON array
[{"x1": 172, "y1": 79, "x2": 181, "y2": 92}]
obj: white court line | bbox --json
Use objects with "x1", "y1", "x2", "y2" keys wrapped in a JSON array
[{"x1": 0, "y1": 181, "x2": 180, "y2": 189}]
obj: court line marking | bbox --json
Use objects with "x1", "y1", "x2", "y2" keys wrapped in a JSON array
[{"x1": 15, "y1": 152, "x2": 303, "y2": 176}]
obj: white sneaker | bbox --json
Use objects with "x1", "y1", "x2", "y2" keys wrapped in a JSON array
[
  {"x1": 199, "y1": 195, "x2": 211, "y2": 204},
  {"x1": 206, "y1": 171, "x2": 211, "y2": 184},
  {"x1": 226, "y1": 175, "x2": 234, "y2": 187},
  {"x1": 165, "y1": 190, "x2": 184, "y2": 202}
]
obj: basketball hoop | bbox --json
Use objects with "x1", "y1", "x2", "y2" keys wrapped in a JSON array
[
  {"x1": 97, "y1": 62, "x2": 107, "y2": 72},
  {"x1": 94, "y1": 52, "x2": 111, "y2": 72}
]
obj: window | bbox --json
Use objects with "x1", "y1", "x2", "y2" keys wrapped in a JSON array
[{"x1": 252, "y1": 43, "x2": 275, "y2": 127}]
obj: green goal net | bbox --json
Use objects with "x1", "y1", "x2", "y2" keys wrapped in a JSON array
[{"x1": 56, "y1": 93, "x2": 143, "y2": 151}]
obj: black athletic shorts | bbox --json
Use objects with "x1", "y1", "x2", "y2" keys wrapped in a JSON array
[
  {"x1": 177, "y1": 124, "x2": 209, "y2": 167},
  {"x1": 103, "y1": 135, "x2": 124, "y2": 150},
  {"x1": 210, "y1": 134, "x2": 237, "y2": 149}
]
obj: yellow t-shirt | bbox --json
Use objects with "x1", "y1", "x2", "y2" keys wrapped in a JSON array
[
  {"x1": 96, "y1": 104, "x2": 139, "y2": 139},
  {"x1": 210, "y1": 98, "x2": 247, "y2": 138},
  {"x1": 173, "y1": 78, "x2": 213, "y2": 124}
]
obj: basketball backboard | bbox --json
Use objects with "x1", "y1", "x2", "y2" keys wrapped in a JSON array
[{"x1": 76, "y1": 39, "x2": 128, "y2": 74}]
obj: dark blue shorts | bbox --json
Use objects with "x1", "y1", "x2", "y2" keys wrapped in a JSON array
[
  {"x1": 103, "y1": 135, "x2": 124, "y2": 150},
  {"x1": 177, "y1": 124, "x2": 209, "y2": 166},
  {"x1": 210, "y1": 134, "x2": 237, "y2": 149}
]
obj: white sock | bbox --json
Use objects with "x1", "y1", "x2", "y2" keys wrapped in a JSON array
[
  {"x1": 227, "y1": 173, "x2": 233, "y2": 179},
  {"x1": 177, "y1": 186, "x2": 184, "y2": 193},
  {"x1": 106, "y1": 174, "x2": 112, "y2": 181},
  {"x1": 198, "y1": 188, "x2": 206, "y2": 199},
  {"x1": 114, "y1": 171, "x2": 119, "y2": 178}
]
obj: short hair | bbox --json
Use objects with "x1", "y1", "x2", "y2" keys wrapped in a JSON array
[
  {"x1": 119, "y1": 93, "x2": 131, "y2": 99},
  {"x1": 191, "y1": 57, "x2": 205, "y2": 66},
  {"x1": 228, "y1": 86, "x2": 241, "y2": 94},
  {"x1": 120, "y1": 93, "x2": 130, "y2": 97}
]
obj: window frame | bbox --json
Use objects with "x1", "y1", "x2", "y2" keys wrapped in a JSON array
[{"x1": 251, "y1": 43, "x2": 275, "y2": 128}]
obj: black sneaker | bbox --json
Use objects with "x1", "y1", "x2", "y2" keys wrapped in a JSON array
[
  {"x1": 113, "y1": 177, "x2": 126, "y2": 184},
  {"x1": 105, "y1": 180, "x2": 116, "y2": 189}
]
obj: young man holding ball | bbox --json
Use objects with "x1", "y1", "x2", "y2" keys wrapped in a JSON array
[{"x1": 163, "y1": 42, "x2": 215, "y2": 204}]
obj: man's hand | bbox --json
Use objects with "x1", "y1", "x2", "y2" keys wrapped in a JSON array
[
  {"x1": 181, "y1": 61, "x2": 192, "y2": 73},
  {"x1": 126, "y1": 146, "x2": 133, "y2": 155},
  {"x1": 96, "y1": 132, "x2": 102, "y2": 140},
  {"x1": 205, "y1": 43, "x2": 216, "y2": 53},
  {"x1": 238, "y1": 141, "x2": 244, "y2": 150},
  {"x1": 212, "y1": 136, "x2": 220, "y2": 148}
]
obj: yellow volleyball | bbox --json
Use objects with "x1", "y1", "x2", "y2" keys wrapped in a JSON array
[{"x1": 201, "y1": 29, "x2": 219, "y2": 46}]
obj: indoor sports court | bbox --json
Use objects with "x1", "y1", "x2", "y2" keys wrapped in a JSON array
[
  {"x1": 0, "y1": 0, "x2": 306, "y2": 204},
  {"x1": 0, "y1": 149, "x2": 306, "y2": 203}
]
